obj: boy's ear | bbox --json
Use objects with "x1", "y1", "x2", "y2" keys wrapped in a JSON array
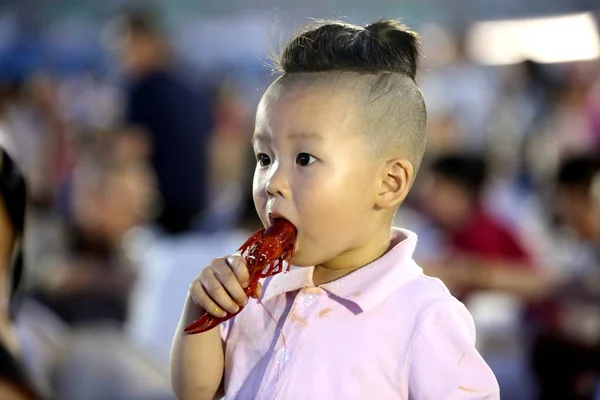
[{"x1": 375, "y1": 158, "x2": 413, "y2": 210}]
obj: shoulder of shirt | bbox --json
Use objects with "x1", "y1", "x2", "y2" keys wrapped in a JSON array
[
  {"x1": 403, "y1": 266, "x2": 457, "y2": 301},
  {"x1": 383, "y1": 260, "x2": 471, "y2": 323}
]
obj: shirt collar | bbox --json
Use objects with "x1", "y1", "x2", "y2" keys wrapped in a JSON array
[{"x1": 262, "y1": 228, "x2": 422, "y2": 312}]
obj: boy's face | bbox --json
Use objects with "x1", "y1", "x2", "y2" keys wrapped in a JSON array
[{"x1": 252, "y1": 82, "x2": 383, "y2": 266}]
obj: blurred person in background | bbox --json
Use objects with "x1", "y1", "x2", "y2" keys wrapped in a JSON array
[
  {"x1": 529, "y1": 154, "x2": 600, "y2": 400},
  {"x1": 109, "y1": 6, "x2": 218, "y2": 235},
  {"x1": 29, "y1": 130, "x2": 156, "y2": 328},
  {"x1": 0, "y1": 135, "x2": 43, "y2": 399},
  {"x1": 416, "y1": 153, "x2": 542, "y2": 300}
]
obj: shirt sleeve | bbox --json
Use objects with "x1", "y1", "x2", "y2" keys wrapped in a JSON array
[
  {"x1": 220, "y1": 319, "x2": 232, "y2": 343},
  {"x1": 407, "y1": 300, "x2": 500, "y2": 399}
]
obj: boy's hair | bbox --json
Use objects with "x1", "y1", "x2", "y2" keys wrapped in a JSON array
[
  {"x1": 272, "y1": 19, "x2": 427, "y2": 172},
  {"x1": 429, "y1": 154, "x2": 488, "y2": 198},
  {"x1": 556, "y1": 154, "x2": 600, "y2": 192}
]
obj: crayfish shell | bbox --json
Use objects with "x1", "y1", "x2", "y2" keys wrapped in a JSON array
[{"x1": 184, "y1": 219, "x2": 297, "y2": 334}]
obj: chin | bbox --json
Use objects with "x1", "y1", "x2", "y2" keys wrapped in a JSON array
[{"x1": 288, "y1": 249, "x2": 319, "y2": 267}]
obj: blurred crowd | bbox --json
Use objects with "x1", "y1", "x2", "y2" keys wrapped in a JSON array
[{"x1": 0, "y1": 5, "x2": 599, "y2": 400}]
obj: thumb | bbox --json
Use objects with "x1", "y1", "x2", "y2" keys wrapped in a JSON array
[{"x1": 251, "y1": 282, "x2": 263, "y2": 299}]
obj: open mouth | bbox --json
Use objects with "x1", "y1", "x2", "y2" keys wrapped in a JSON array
[
  {"x1": 267, "y1": 212, "x2": 284, "y2": 225},
  {"x1": 266, "y1": 213, "x2": 299, "y2": 256}
]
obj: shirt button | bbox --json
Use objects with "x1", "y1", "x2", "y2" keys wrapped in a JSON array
[
  {"x1": 277, "y1": 350, "x2": 286, "y2": 362},
  {"x1": 304, "y1": 295, "x2": 314, "y2": 306}
]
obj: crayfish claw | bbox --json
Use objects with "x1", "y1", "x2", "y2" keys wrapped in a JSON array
[
  {"x1": 184, "y1": 315, "x2": 216, "y2": 334},
  {"x1": 183, "y1": 314, "x2": 227, "y2": 334},
  {"x1": 184, "y1": 305, "x2": 245, "y2": 334}
]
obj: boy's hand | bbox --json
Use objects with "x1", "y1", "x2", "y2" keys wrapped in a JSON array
[{"x1": 189, "y1": 255, "x2": 260, "y2": 318}]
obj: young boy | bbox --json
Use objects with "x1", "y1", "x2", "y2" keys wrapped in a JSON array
[{"x1": 170, "y1": 20, "x2": 499, "y2": 399}]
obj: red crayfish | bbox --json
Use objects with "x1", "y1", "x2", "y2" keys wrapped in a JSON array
[{"x1": 184, "y1": 218, "x2": 297, "y2": 334}]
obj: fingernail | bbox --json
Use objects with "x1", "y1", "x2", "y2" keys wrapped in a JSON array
[
  {"x1": 233, "y1": 305, "x2": 240, "y2": 313},
  {"x1": 242, "y1": 281, "x2": 249, "y2": 288},
  {"x1": 227, "y1": 255, "x2": 239, "y2": 267}
]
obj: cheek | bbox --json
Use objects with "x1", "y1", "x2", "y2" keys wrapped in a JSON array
[
  {"x1": 297, "y1": 167, "x2": 368, "y2": 221},
  {"x1": 252, "y1": 170, "x2": 267, "y2": 211}
]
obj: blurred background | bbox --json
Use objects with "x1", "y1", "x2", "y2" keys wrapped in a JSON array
[{"x1": 1, "y1": 0, "x2": 600, "y2": 399}]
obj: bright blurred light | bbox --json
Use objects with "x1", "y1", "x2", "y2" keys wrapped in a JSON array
[{"x1": 467, "y1": 13, "x2": 600, "y2": 65}]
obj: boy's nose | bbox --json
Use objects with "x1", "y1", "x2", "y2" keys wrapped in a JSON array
[{"x1": 265, "y1": 168, "x2": 289, "y2": 198}]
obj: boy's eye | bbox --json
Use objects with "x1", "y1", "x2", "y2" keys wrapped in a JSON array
[
  {"x1": 296, "y1": 153, "x2": 317, "y2": 166},
  {"x1": 256, "y1": 153, "x2": 271, "y2": 167}
]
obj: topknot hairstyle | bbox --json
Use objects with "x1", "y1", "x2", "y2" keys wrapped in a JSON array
[
  {"x1": 275, "y1": 20, "x2": 420, "y2": 80},
  {"x1": 272, "y1": 19, "x2": 427, "y2": 173}
]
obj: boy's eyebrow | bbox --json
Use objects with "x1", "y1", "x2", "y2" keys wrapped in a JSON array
[
  {"x1": 287, "y1": 132, "x2": 323, "y2": 141},
  {"x1": 252, "y1": 132, "x2": 268, "y2": 146},
  {"x1": 252, "y1": 131, "x2": 323, "y2": 145}
]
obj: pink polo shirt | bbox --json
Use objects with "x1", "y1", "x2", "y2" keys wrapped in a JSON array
[{"x1": 220, "y1": 228, "x2": 499, "y2": 399}]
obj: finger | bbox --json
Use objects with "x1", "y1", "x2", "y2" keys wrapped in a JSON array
[
  {"x1": 220, "y1": 258, "x2": 249, "y2": 305},
  {"x1": 226, "y1": 255, "x2": 250, "y2": 288},
  {"x1": 189, "y1": 279, "x2": 227, "y2": 317},
  {"x1": 251, "y1": 282, "x2": 263, "y2": 299},
  {"x1": 203, "y1": 269, "x2": 241, "y2": 314}
]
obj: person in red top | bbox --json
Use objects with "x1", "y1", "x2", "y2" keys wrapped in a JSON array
[{"x1": 416, "y1": 153, "x2": 543, "y2": 301}]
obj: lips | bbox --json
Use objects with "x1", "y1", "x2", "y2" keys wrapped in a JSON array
[
  {"x1": 266, "y1": 211, "x2": 299, "y2": 255},
  {"x1": 267, "y1": 212, "x2": 284, "y2": 225}
]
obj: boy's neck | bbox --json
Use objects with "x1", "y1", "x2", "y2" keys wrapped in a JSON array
[{"x1": 312, "y1": 226, "x2": 393, "y2": 286}]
